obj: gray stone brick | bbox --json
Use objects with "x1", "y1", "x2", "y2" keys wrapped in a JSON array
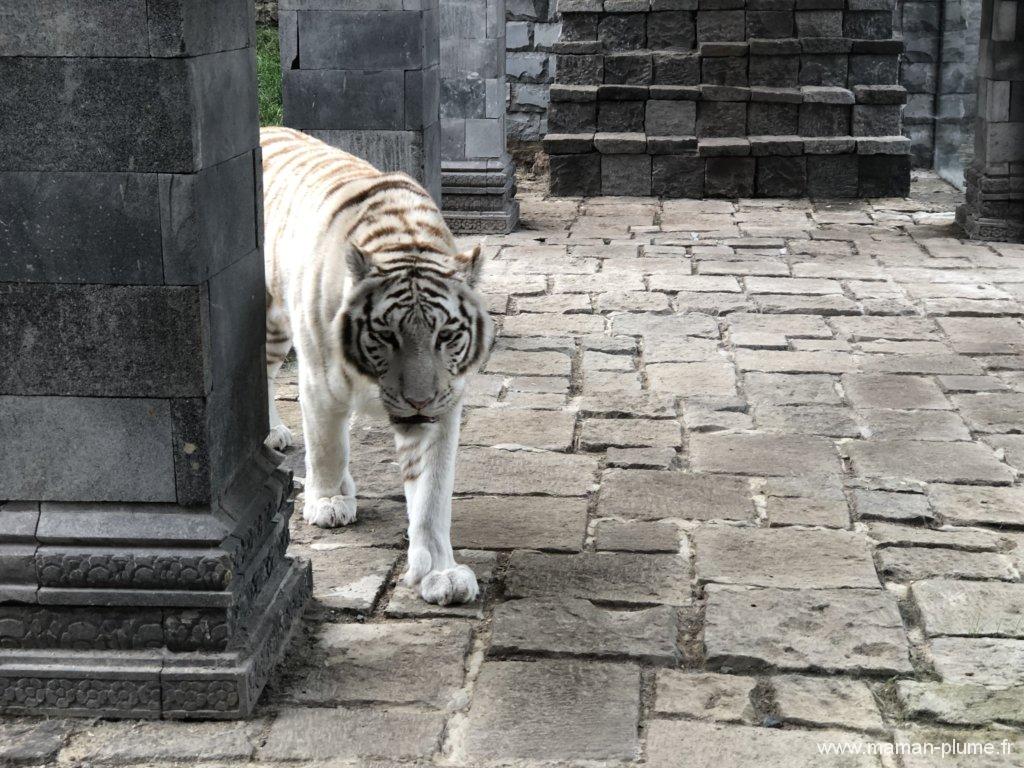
[
  {"x1": 850, "y1": 54, "x2": 900, "y2": 84},
  {"x1": 555, "y1": 53, "x2": 604, "y2": 83},
  {"x1": 799, "y1": 54, "x2": 848, "y2": 86},
  {"x1": 548, "y1": 100, "x2": 598, "y2": 132},
  {"x1": 599, "y1": 13, "x2": 647, "y2": 48},
  {"x1": 755, "y1": 155, "x2": 807, "y2": 196},
  {"x1": 746, "y1": 10, "x2": 794, "y2": 36},
  {"x1": 697, "y1": 101, "x2": 747, "y2": 136},
  {"x1": 844, "y1": 10, "x2": 893, "y2": 38},
  {"x1": 652, "y1": 155, "x2": 706, "y2": 196},
  {"x1": 852, "y1": 104, "x2": 902, "y2": 135},
  {"x1": 602, "y1": 153, "x2": 652, "y2": 195},
  {"x1": 806, "y1": 154, "x2": 860, "y2": 196},
  {"x1": 646, "y1": 100, "x2": 697, "y2": 133},
  {"x1": 750, "y1": 54, "x2": 800, "y2": 87},
  {"x1": 604, "y1": 52, "x2": 653, "y2": 84},
  {"x1": 704, "y1": 157, "x2": 756, "y2": 197},
  {"x1": 748, "y1": 101, "x2": 800, "y2": 133},
  {"x1": 549, "y1": 152, "x2": 602, "y2": 194},
  {"x1": 798, "y1": 102, "x2": 850, "y2": 135},
  {"x1": 648, "y1": 11, "x2": 697, "y2": 47},
  {"x1": 696, "y1": 10, "x2": 745, "y2": 39},
  {"x1": 598, "y1": 100, "x2": 646, "y2": 131},
  {"x1": 285, "y1": 69, "x2": 406, "y2": 130}
]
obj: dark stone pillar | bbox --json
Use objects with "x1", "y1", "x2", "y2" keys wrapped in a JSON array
[
  {"x1": 439, "y1": 0, "x2": 520, "y2": 233},
  {"x1": 280, "y1": 0, "x2": 443, "y2": 201},
  {"x1": 0, "y1": 1, "x2": 310, "y2": 719},
  {"x1": 958, "y1": 0, "x2": 1024, "y2": 241}
]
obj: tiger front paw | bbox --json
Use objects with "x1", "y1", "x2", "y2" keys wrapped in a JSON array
[{"x1": 303, "y1": 494, "x2": 357, "y2": 527}]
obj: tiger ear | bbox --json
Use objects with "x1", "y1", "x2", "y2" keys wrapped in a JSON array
[
  {"x1": 346, "y1": 245, "x2": 374, "y2": 282},
  {"x1": 454, "y1": 243, "x2": 485, "y2": 287}
]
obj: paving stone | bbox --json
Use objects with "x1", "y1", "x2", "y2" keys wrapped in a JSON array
[
  {"x1": 736, "y1": 350, "x2": 859, "y2": 373},
  {"x1": 845, "y1": 440, "x2": 1015, "y2": 484},
  {"x1": 852, "y1": 489, "x2": 934, "y2": 522},
  {"x1": 766, "y1": 495, "x2": 850, "y2": 527},
  {"x1": 261, "y1": 708, "x2": 444, "y2": 761},
  {"x1": 461, "y1": 407, "x2": 577, "y2": 450},
  {"x1": 0, "y1": 719, "x2": 70, "y2": 765},
  {"x1": 729, "y1": 312, "x2": 832, "y2": 337},
  {"x1": 930, "y1": 637, "x2": 1024, "y2": 687},
  {"x1": 755, "y1": 405, "x2": 861, "y2": 436},
  {"x1": 611, "y1": 311, "x2": 720, "y2": 338},
  {"x1": 861, "y1": 354, "x2": 985, "y2": 375},
  {"x1": 650, "y1": 274, "x2": 742, "y2": 292},
  {"x1": 580, "y1": 418, "x2": 681, "y2": 450},
  {"x1": 938, "y1": 317, "x2": 1024, "y2": 354},
  {"x1": 694, "y1": 527, "x2": 879, "y2": 588},
  {"x1": 505, "y1": 551, "x2": 691, "y2": 605},
  {"x1": 842, "y1": 374, "x2": 950, "y2": 409},
  {"x1": 953, "y1": 393, "x2": 1024, "y2": 433},
  {"x1": 894, "y1": 727, "x2": 1024, "y2": 768},
  {"x1": 690, "y1": 433, "x2": 842, "y2": 476},
  {"x1": 646, "y1": 719, "x2": 880, "y2": 768},
  {"x1": 598, "y1": 469, "x2": 754, "y2": 521},
  {"x1": 462, "y1": 660, "x2": 640, "y2": 761},
  {"x1": 583, "y1": 350, "x2": 635, "y2": 372},
  {"x1": 912, "y1": 579, "x2": 1024, "y2": 638},
  {"x1": 63, "y1": 720, "x2": 261, "y2": 762},
  {"x1": 877, "y1": 548, "x2": 1018, "y2": 582},
  {"x1": 490, "y1": 597, "x2": 679, "y2": 663},
  {"x1": 293, "y1": 545, "x2": 398, "y2": 613},
  {"x1": 743, "y1": 372, "x2": 842, "y2": 404},
  {"x1": 283, "y1": 620, "x2": 471, "y2": 707},
  {"x1": 865, "y1": 522, "x2": 1013, "y2": 552},
  {"x1": 579, "y1": 391, "x2": 676, "y2": 418},
  {"x1": 859, "y1": 410, "x2": 971, "y2": 441},
  {"x1": 653, "y1": 670, "x2": 757, "y2": 722},
  {"x1": 644, "y1": 335, "x2": 722, "y2": 363},
  {"x1": 773, "y1": 675, "x2": 885, "y2": 733},
  {"x1": 606, "y1": 446, "x2": 678, "y2": 469},
  {"x1": 832, "y1": 316, "x2": 939, "y2": 341},
  {"x1": 384, "y1": 551, "x2": 496, "y2": 620},
  {"x1": 485, "y1": 349, "x2": 573, "y2": 377},
  {"x1": 704, "y1": 585, "x2": 912, "y2": 674},
  {"x1": 646, "y1": 362, "x2": 738, "y2": 396},
  {"x1": 927, "y1": 484, "x2": 1024, "y2": 527},
  {"x1": 683, "y1": 405, "x2": 755, "y2": 431},
  {"x1": 501, "y1": 313, "x2": 606, "y2": 336},
  {"x1": 455, "y1": 448, "x2": 599, "y2": 496},
  {"x1": 451, "y1": 496, "x2": 588, "y2": 551},
  {"x1": 897, "y1": 680, "x2": 1024, "y2": 727},
  {"x1": 594, "y1": 519, "x2": 681, "y2": 552},
  {"x1": 746, "y1": 277, "x2": 843, "y2": 295}
]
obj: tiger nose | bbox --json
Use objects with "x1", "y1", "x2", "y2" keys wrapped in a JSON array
[{"x1": 406, "y1": 397, "x2": 432, "y2": 411}]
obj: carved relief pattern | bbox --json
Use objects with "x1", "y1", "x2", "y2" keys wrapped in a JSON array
[
  {"x1": 0, "y1": 607, "x2": 164, "y2": 650},
  {"x1": 162, "y1": 679, "x2": 240, "y2": 713},
  {"x1": 163, "y1": 610, "x2": 230, "y2": 652},
  {"x1": 0, "y1": 677, "x2": 160, "y2": 713},
  {"x1": 35, "y1": 551, "x2": 232, "y2": 590}
]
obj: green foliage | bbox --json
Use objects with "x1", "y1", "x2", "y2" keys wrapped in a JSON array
[{"x1": 256, "y1": 25, "x2": 283, "y2": 126}]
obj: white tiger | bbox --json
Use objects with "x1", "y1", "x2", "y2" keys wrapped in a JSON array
[{"x1": 260, "y1": 127, "x2": 493, "y2": 605}]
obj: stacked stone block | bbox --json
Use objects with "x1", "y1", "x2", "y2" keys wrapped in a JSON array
[
  {"x1": 957, "y1": 0, "x2": 1024, "y2": 241},
  {"x1": 0, "y1": 1, "x2": 309, "y2": 718},
  {"x1": 440, "y1": 0, "x2": 520, "y2": 232},
  {"x1": 506, "y1": 0, "x2": 563, "y2": 140},
  {"x1": 543, "y1": 0, "x2": 912, "y2": 197},
  {"x1": 280, "y1": 0, "x2": 442, "y2": 200}
]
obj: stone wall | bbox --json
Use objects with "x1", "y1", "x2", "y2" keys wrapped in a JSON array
[{"x1": 506, "y1": 0, "x2": 562, "y2": 141}]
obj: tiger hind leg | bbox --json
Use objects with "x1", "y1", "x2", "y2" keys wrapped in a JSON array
[
  {"x1": 265, "y1": 361, "x2": 294, "y2": 451},
  {"x1": 264, "y1": 302, "x2": 295, "y2": 452}
]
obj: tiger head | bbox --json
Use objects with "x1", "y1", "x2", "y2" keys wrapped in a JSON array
[{"x1": 340, "y1": 244, "x2": 494, "y2": 425}]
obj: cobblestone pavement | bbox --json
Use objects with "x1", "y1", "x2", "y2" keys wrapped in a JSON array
[{"x1": 9, "y1": 172, "x2": 1024, "y2": 766}]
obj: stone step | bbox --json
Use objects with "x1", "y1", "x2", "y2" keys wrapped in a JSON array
[
  {"x1": 546, "y1": 132, "x2": 910, "y2": 156},
  {"x1": 551, "y1": 83, "x2": 906, "y2": 103}
]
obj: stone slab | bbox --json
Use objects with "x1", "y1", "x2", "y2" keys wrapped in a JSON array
[
  {"x1": 704, "y1": 585, "x2": 913, "y2": 674},
  {"x1": 930, "y1": 637, "x2": 1024, "y2": 687},
  {"x1": 912, "y1": 579, "x2": 1024, "y2": 638},
  {"x1": 690, "y1": 433, "x2": 841, "y2": 476},
  {"x1": 598, "y1": 470, "x2": 753, "y2": 521},
  {"x1": 505, "y1": 551, "x2": 691, "y2": 605},
  {"x1": 846, "y1": 440, "x2": 1015, "y2": 484},
  {"x1": 451, "y1": 496, "x2": 587, "y2": 551},
  {"x1": 490, "y1": 597, "x2": 679, "y2": 663},
  {"x1": 454, "y1": 448, "x2": 599, "y2": 496},
  {"x1": 462, "y1": 660, "x2": 640, "y2": 761},
  {"x1": 653, "y1": 670, "x2": 756, "y2": 722},
  {"x1": 773, "y1": 674, "x2": 885, "y2": 733}
]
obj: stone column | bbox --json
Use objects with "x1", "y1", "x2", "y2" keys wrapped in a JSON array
[
  {"x1": 958, "y1": 0, "x2": 1024, "y2": 241},
  {"x1": 439, "y1": 0, "x2": 520, "y2": 233},
  {"x1": 0, "y1": 1, "x2": 310, "y2": 719},
  {"x1": 280, "y1": 0, "x2": 442, "y2": 201}
]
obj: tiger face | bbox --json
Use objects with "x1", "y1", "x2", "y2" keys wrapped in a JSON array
[{"x1": 340, "y1": 245, "x2": 494, "y2": 424}]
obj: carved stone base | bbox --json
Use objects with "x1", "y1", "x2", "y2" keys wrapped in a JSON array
[
  {"x1": 0, "y1": 557, "x2": 310, "y2": 719},
  {"x1": 441, "y1": 158, "x2": 519, "y2": 235},
  {"x1": 958, "y1": 165, "x2": 1024, "y2": 244},
  {"x1": 957, "y1": 206, "x2": 1024, "y2": 243}
]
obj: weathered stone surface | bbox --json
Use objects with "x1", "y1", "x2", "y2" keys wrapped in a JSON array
[
  {"x1": 282, "y1": 620, "x2": 471, "y2": 707},
  {"x1": 690, "y1": 433, "x2": 841, "y2": 476},
  {"x1": 930, "y1": 637, "x2": 1024, "y2": 687},
  {"x1": 455, "y1": 448, "x2": 599, "y2": 496},
  {"x1": 912, "y1": 579, "x2": 1024, "y2": 638},
  {"x1": 451, "y1": 496, "x2": 587, "y2": 551},
  {"x1": 897, "y1": 681, "x2": 1024, "y2": 727},
  {"x1": 490, "y1": 597, "x2": 679, "y2": 663},
  {"x1": 646, "y1": 362, "x2": 738, "y2": 396},
  {"x1": 580, "y1": 418, "x2": 681, "y2": 450},
  {"x1": 877, "y1": 547, "x2": 1017, "y2": 582},
  {"x1": 653, "y1": 670, "x2": 756, "y2": 722},
  {"x1": 843, "y1": 374, "x2": 950, "y2": 410},
  {"x1": 865, "y1": 522, "x2": 1013, "y2": 552},
  {"x1": 63, "y1": 720, "x2": 262, "y2": 763},
  {"x1": 646, "y1": 720, "x2": 879, "y2": 768},
  {"x1": 598, "y1": 469, "x2": 753, "y2": 521},
  {"x1": 845, "y1": 440, "x2": 1015, "y2": 484},
  {"x1": 704, "y1": 585, "x2": 912, "y2": 674},
  {"x1": 755, "y1": 405, "x2": 860, "y2": 436},
  {"x1": 462, "y1": 660, "x2": 640, "y2": 761},
  {"x1": 773, "y1": 675, "x2": 885, "y2": 733},
  {"x1": 895, "y1": 727, "x2": 1024, "y2": 768},
  {"x1": 860, "y1": 410, "x2": 971, "y2": 442},
  {"x1": 694, "y1": 527, "x2": 879, "y2": 589},
  {"x1": 743, "y1": 373, "x2": 842, "y2": 405},
  {"x1": 261, "y1": 708, "x2": 444, "y2": 761},
  {"x1": 384, "y1": 550, "x2": 496, "y2": 620},
  {"x1": 767, "y1": 495, "x2": 849, "y2": 527},
  {"x1": 953, "y1": 393, "x2": 1024, "y2": 434},
  {"x1": 595, "y1": 519, "x2": 682, "y2": 552},
  {"x1": 461, "y1": 408, "x2": 577, "y2": 450},
  {"x1": 293, "y1": 545, "x2": 397, "y2": 613},
  {"x1": 0, "y1": 719, "x2": 70, "y2": 765},
  {"x1": 505, "y1": 551, "x2": 691, "y2": 605},
  {"x1": 926, "y1": 484, "x2": 1024, "y2": 527},
  {"x1": 606, "y1": 446, "x2": 677, "y2": 469}
]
